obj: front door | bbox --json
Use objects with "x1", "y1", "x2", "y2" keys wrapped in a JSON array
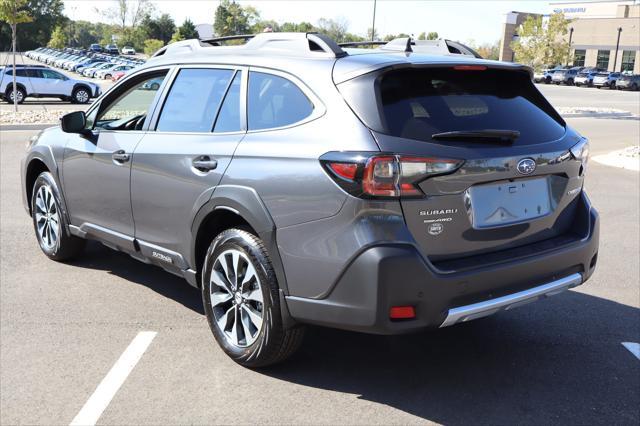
[
  {"x1": 131, "y1": 67, "x2": 245, "y2": 265},
  {"x1": 62, "y1": 70, "x2": 170, "y2": 250}
]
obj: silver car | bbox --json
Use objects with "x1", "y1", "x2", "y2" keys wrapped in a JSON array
[
  {"x1": 593, "y1": 72, "x2": 621, "y2": 88},
  {"x1": 21, "y1": 33, "x2": 599, "y2": 367}
]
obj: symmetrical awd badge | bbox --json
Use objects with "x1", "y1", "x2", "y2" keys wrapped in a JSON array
[{"x1": 517, "y1": 158, "x2": 536, "y2": 175}]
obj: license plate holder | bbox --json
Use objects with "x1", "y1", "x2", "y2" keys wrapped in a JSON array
[{"x1": 469, "y1": 178, "x2": 552, "y2": 228}]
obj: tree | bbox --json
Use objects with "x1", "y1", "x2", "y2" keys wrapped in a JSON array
[
  {"x1": 0, "y1": 0, "x2": 32, "y2": 112},
  {"x1": 178, "y1": 18, "x2": 198, "y2": 39},
  {"x1": 47, "y1": 25, "x2": 67, "y2": 47},
  {"x1": 143, "y1": 38, "x2": 163, "y2": 56},
  {"x1": 0, "y1": 0, "x2": 65, "y2": 51},
  {"x1": 366, "y1": 27, "x2": 379, "y2": 41},
  {"x1": 418, "y1": 32, "x2": 426, "y2": 40},
  {"x1": 316, "y1": 17, "x2": 349, "y2": 42},
  {"x1": 427, "y1": 31, "x2": 438, "y2": 40},
  {"x1": 383, "y1": 32, "x2": 410, "y2": 42},
  {"x1": 511, "y1": 13, "x2": 572, "y2": 69},
  {"x1": 213, "y1": 0, "x2": 258, "y2": 36},
  {"x1": 170, "y1": 28, "x2": 183, "y2": 43},
  {"x1": 99, "y1": 0, "x2": 152, "y2": 32}
]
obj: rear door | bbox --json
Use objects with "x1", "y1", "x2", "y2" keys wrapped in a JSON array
[
  {"x1": 130, "y1": 66, "x2": 245, "y2": 266},
  {"x1": 338, "y1": 65, "x2": 586, "y2": 265}
]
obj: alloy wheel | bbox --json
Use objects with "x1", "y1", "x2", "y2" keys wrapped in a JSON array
[
  {"x1": 9, "y1": 89, "x2": 24, "y2": 103},
  {"x1": 75, "y1": 89, "x2": 89, "y2": 103},
  {"x1": 34, "y1": 184, "x2": 60, "y2": 250},
  {"x1": 209, "y1": 249, "x2": 264, "y2": 347}
]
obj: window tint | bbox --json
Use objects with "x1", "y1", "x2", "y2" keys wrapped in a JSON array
[
  {"x1": 95, "y1": 72, "x2": 167, "y2": 130},
  {"x1": 214, "y1": 72, "x2": 241, "y2": 133},
  {"x1": 157, "y1": 68, "x2": 234, "y2": 133},
  {"x1": 41, "y1": 69, "x2": 66, "y2": 80},
  {"x1": 247, "y1": 72, "x2": 313, "y2": 130},
  {"x1": 5, "y1": 69, "x2": 29, "y2": 77},
  {"x1": 355, "y1": 67, "x2": 565, "y2": 146}
]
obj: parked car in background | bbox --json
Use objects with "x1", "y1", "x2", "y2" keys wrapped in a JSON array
[
  {"x1": 534, "y1": 66, "x2": 562, "y2": 84},
  {"x1": 552, "y1": 67, "x2": 582, "y2": 85},
  {"x1": 96, "y1": 64, "x2": 132, "y2": 80},
  {"x1": 83, "y1": 62, "x2": 114, "y2": 78},
  {"x1": 574, "y1": 68, "x2": 605, "y2": 87},
  {"x1": 593, "y1": 72, "x2": 621, "y2": 88},
  {"x1": 616, "y1": 74, "x2": 640, "y2": 91},
  {"x1": 90, "y1": 44, "x2": 103, "y2": 53},
  {"x1": 111, "y1": 70, "x2": 128, "y2": 82},
  {"x1": 104, "y1": 44, "x2": 119, "y2": 55},
  {"x1": 0, "y1": 65, "x2": 100, "y2": 104},
  {"x1": 121, "y1": 46, "x2": 136, "y2": 55}
]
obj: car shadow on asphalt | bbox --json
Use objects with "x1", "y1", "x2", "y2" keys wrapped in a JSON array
[
  {"x1": 69, "y1": 241, "x2": 204, "y2": 314},
  {"x1": 67, "y1": 242, "x2": 639, "y2": 424},
  {"x1": 261, "y1": 293, "x2": 639, "y2": 425}
]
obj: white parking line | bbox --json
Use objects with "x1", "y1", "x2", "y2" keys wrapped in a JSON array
[
  {"x1": 622, "y1": 342, "x2": 640, "y2": 360},
  {"x1": 69, "y1": 331, "x2": 157, "y2": 426}
]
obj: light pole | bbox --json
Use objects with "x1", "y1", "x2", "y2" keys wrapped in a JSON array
[
  {"x1": 371, "y1": 0, "x2": 377, "y2": 41},
  {"x1": 567, "y1": 27, "x2": 574, "y2": 66},
  {"x1": 613, "y1": 27, "x2": 622, "y2": 71}
]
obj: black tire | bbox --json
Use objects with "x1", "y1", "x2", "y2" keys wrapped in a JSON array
[
  {"x1": 632, "y1": 83, "x2": 639, "y2": 91},
  {"x1": 5, "y1": 86, "x2": 26, "y2": 104},
  {"x1": 72, "y1": 87, "x2": 91, "y2": 104},
  {"x1": 31, "y1": 172, "x2": 85, "y2": 261},
  {"x1": 610, "y1": 82, "x2": 616, "y2": 90},
  {"x1": 202, "y1": 228, "x2": 304, "y2": 368},
  {"x1": 545, "y1": 76, "x2": 551, "y2": 84},
  {"x1": 104, "y1": 74, "x2": 111, "y2": 80},
  {"x1": 568, "y1": 79, "x2": 574, "y2": 86}
]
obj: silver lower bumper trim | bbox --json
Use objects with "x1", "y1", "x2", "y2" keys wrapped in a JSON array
[{"x1": 439, "y1": 273, "x2": 583, "y2": 328}]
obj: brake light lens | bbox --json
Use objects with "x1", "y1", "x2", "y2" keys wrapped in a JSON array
[
  {"x1": 322, "y1": 153, "x2": 463, "y2": 198},
  {"x1": 453, "y1": 65, "x2": 487, "y2": 71}
]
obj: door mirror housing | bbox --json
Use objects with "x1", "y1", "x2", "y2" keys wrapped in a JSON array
[{"x1": 61, "y1": 111, "x2": 88, "y2": 134}]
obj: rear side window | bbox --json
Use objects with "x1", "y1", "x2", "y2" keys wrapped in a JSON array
[
  {"x1": 344, "y1": 67, "x2": 565, "y2": 146},
  {"x1": 247, "y1": 72, "x2": 313, "y2": 131},
  {"x1": 157, "y1": 68, "x2": 234, "y2": 133}
]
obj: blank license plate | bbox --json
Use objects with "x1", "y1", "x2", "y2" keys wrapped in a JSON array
[{"x1": 470, "y1": 178, "x2": 551, "y2": 228}]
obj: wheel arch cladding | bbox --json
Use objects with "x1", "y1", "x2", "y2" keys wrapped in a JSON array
[
  {"x1": 72, "y1": 83, "x2": 92, "y2": 96},
  {"x1": 191, "y1": 185, "x2": 290, "y2": 294},
  {"x1": 25, "y1": 158, "x2": 50, "y2": 214},
  {"x1": 6, "y1": 82, "x2": 27, "y2": 95}
]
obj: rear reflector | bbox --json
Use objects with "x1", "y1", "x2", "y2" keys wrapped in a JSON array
[
  {"x1": 389, "y1": 306, "x2": 416, "y2": 319},
  {"x1": 328, "y1": 162, "x2": 358, "y2": 180}
]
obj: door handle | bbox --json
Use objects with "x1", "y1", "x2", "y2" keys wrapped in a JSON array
[
  {"x1": 192, "y1": 156, "x2": 218, "y2": 172},
  {"x1": 112, "y1": 150, "x2": 130, "y2": 163}
]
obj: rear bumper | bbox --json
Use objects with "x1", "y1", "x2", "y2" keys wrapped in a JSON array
[{"x1": 286, "y1": 193, "x2": 599, "y2": 334}]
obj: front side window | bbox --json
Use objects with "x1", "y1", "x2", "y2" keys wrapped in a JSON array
[
  {"x1": 41, "y1": 69, "x2": 67, "y2": 80},
  {"x1": 573, "y1": 49, "x2": 586, "y2": 67},
  {"x1": 247, "y1": 72, "x2": 314, "y2": 131},
  {"x1": 156, "y1": 68, "x2": 235, "y2": 133},
  {"x1": 621, "y1": 50, "x2": 636, "y2": 72},
  {"x1": 596, "y1": 50, "x2": 610, "y2": 69},
  {"x1": 94, "y1": 72, "x2": 167, "y2": 131}
]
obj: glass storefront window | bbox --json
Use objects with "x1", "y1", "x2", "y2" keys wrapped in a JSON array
[
  {"x1": 621, "y1": 51, "x2": 636, "y2": 72},
  {"x1": 573, "y1": 49, "x2": 586, "y2": 67},
  {"x1": 596, "y1": 50, "x2": 610, "y2": 70}
]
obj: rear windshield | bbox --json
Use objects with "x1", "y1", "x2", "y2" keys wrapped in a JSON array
[{"x1": 340, "y1": 67, "x2": 565, "y2": 146}]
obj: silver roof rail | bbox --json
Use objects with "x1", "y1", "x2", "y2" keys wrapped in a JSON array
[
  {"x1": 150, "y1": 32, "x2": 347, "y2": 60},
  {"x1": 339, "y1": 37, "x2": 482, "y2": 58}
]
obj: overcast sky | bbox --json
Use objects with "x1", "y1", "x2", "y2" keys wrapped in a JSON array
[{"x1": 62, "y1": 0, "x2": 552, "y2": 45}]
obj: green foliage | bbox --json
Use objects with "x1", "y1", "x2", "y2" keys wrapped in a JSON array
[
  {"x1": 143, "y1": 38, "x2": 163, "y2": 56},
  {"x1": 213, "y1": 0, "x2": 259, "y2": 36},
  {"x1": 1, "y1": 0, "x2": 65, "y2": 51},
  {"x1": 418, "y1": 32, "x2": 426, "y2": 40},
  {"x1": 0, "y1": 0, "x2": 32, "y2": 25},
  {"x1": 383, "y1": 33, "x2": 410, "y2": 42},
  {"x1": 511, "y1": 13, "x2": 572, "y2": 69},
  {"x1": 140, "y1": 13, "x2": 175, "y2": 44},
  {"x1": 177, "y1": 18, "x2": 198, "y2": 40},
  {"x1": 47, "y1": 24, "x2": 66, "y2": 47},
  {"x1": 427, "y1": 31, "x2": 438, "y2": 40},
  {"x1": 170, "y1": 28, "x2": 183, "y2": 43}
]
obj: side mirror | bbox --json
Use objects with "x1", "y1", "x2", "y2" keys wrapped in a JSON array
[{"x1": 60, "y1": 111, "x2": 88, "y2": 134}]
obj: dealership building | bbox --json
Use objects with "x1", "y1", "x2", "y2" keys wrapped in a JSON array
[{"x1": 499, "y1": 0, "x2": 640, "y2": 73}]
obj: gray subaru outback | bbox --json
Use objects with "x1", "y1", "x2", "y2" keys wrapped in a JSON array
[{"x1": 21, "y1": 33, "x2": 599, "y2": 367}]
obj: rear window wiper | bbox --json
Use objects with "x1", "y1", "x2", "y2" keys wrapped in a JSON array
[{"x1": 431, "y1": 129, "x2": 520, "y2": 143}]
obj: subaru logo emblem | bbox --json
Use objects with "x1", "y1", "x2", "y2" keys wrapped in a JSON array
[{"x1": 517, "y1": 158, "x2": 536, "y2": 175}]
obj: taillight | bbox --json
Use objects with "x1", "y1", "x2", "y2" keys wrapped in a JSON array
[{"x1": 321, "y1": 152, "x2": 463, "y2": 198}]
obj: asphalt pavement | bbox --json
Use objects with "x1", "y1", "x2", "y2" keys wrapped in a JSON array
[{"x1": 1, "y1": 84, "x2": 639, "y2": 425}]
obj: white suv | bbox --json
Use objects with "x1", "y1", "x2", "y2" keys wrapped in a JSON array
[{"x1": 0, "y1": 65, "x2": 101, "y2": 104}]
